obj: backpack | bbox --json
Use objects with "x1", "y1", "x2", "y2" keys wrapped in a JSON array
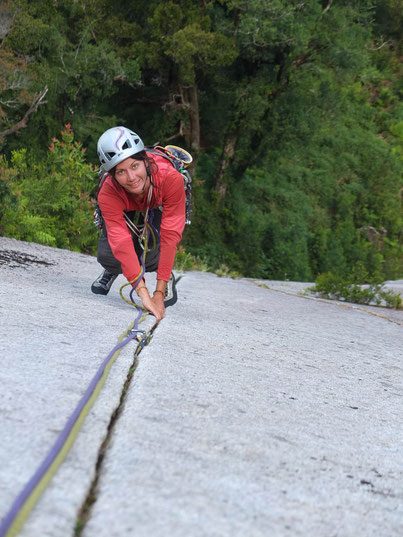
[
  {"x1": 146, "y1": 144, "x2": 193, "y2": 225},
  {"x1": 93, "y1": 144, "x2": 193, "y2": 230}
]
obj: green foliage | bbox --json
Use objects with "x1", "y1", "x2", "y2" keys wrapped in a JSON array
[
  {"x1": 173, "y1": 246, "x2": 210, "y2": 273},
  {"x1": 0, "y1": 0, "x2": 402, "y2": 284},
  {"x1": 310, "y1": 263, "x2": 402, "y2": 309},
  {"x1": 2, "y1": 0, "x2": 139, "y2": 156},
  {"x1": 173, "y1": 246, "x2": 240, "y2": 278},
  {"x1": 214, "y1": 264, "x2": 241, "y2": 279},
  {"x1": 144, "y1": 1, "x2": 236, "y2": 83},
  {"x1": 0, "y1": 125, "x2": 98, "y2": 252}
]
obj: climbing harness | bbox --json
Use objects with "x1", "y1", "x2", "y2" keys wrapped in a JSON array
[{"x1": 122, "y1": 184, "x2": 154, "y2": 245}]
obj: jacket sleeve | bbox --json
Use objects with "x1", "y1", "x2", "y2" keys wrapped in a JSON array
[
  {"x1": 98, "y1": 184, "x2": 142, "y2": 283},
  {"x1": 157, "y1": 169, "x2": 186, "y2": 281}
]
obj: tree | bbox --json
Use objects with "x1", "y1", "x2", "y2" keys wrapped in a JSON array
[
  {"x1": 99, "y1": 0, "x2": 237, "y2": 158},
  {"x1": 3, "y1": 0, "x2": 140, "y2": 154},
  {"x1": 0, "y1": 1, "x2": 48, "y2": 145},
  {"x1": 0, "y1": 0, "x2": 401, "y2": 282}
]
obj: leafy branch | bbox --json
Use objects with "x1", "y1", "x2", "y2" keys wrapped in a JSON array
[{"x1": 0, "y1": 85, "x2": 48, "y2": 138}]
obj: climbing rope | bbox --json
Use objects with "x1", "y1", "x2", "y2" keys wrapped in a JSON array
[
  {"x1": 0, "y1": 212, "x2": 160, "y2": 537},
  {"x1": 0, "y1": 315, "x2": 151, "y2": 537},
  {"x1": 119, "y1": 221, "x2": 158, "y2": 309}
]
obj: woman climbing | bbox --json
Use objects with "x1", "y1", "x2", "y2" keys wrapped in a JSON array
[{"x1": 91, "y1": 126, "x2": 186, "y2": 321}]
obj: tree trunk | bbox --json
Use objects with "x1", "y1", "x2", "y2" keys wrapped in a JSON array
[
  {"x1": 173, "y1": 84, "x2": 200, "y2": 173},
  {"x1": 214, "y1": 129, "x2": 238, "y2": 202},
  {"x1": 185, "y1": 84, "x2": 200, "y2": 154}
]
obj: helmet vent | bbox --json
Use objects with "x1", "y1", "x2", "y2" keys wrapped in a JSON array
[
  {"x1": 106, "y1": 152, "x2": 116, "y2": 160},
  {"x1": 134, "y1": 138, "x2": 140, "y2": 145},
  {"x1": 122, "y1": 140, "x2": 131, "y2": 150}
]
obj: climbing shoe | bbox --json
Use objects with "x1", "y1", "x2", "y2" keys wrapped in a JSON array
[
  {"x1": 164, "y1": 272, "x2": 178, "y2": 307},
  {"x1": 91, "y1": 269, "x2": 118, "y2": 295}
]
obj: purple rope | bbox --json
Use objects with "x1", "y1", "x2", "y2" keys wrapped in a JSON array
[
  {"x1": 129, "y1": 210, "x2": 158, "y2": 305},
  {"x1": 0, "y1": 317, "x2": 143, "y2": 537},
  {"x1": 129, "y1": 261, "x2": 145, "y2": 305},
  {"x1": 149, "y1": 210, "x2": 160, "y2": 240},
  {"x1": 0, "y1": 299, "x2": 146, "y2": 537},
  {"x1": 0, "y1": 212, "x2": 159, "y2": 536}
]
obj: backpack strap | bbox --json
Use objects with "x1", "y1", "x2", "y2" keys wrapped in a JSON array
[
  {"x1": 146, "y1": 146, "x2": 193, "y2": 225},
  {"x1": 146, "y1": 146, "x2": 182, "y2": 171},
  {"x1": 96, "y1": 169, "x2": 109, "y2": 195}
]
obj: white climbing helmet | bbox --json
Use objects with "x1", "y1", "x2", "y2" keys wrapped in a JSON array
[{"x1": 97, "y1": 126, "x2": 145, "y2": 171}]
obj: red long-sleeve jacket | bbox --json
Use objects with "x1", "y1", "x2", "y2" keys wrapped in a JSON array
[{"x1": 98, "y1": 153, "x2": 186, "y2": 282}]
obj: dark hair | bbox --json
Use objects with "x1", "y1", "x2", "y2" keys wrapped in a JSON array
[{"x1": 110, "y1": 150, "x2": 158, "y2": 185}]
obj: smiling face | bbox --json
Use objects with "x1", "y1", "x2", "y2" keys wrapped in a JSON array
[{"x1": 114, "y1": 157, "x2": 149, "y2": 197}]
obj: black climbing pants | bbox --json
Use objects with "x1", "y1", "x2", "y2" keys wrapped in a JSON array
[{"x1": 97, "y1": 209, "x2": 162, "y2": 276}]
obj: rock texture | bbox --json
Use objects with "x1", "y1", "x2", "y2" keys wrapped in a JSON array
[{"x1": 1, "y1": 237, "x2": 402, "y2": 537}]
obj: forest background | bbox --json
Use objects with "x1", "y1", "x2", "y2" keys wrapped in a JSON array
[{"x1": 0, "y1": 0, "x2": 402, "y2": 283}]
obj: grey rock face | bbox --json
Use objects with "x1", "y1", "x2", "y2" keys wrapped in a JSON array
[{"x1": 1, "y1": 237, "x2": 402, "y2": 537}]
